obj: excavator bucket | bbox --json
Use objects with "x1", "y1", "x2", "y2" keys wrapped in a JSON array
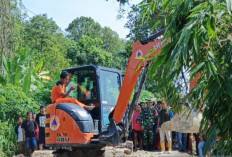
[{"x1": 99, "y1": 119, "x2": 125, "y2": 146}]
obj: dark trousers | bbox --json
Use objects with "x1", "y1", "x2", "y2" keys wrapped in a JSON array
[
  {"x1": 177, "y1": 132, "x2": 187, "y2": 151},
  {"x1": 18, "y1": 141, "x2": 27, "y2": 155},
  {"x1": 143, "y1": 128, "x2": 153, "y2": 146},
  {"x1": 188, "y1": 133, "x2": 200, "y2": 155},
  {"x1": 153, "y1": 125, "x2": 157, "y2": 148}
]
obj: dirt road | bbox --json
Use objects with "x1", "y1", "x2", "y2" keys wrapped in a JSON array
[
  {"x1": 103, "y1": 147, "x2": 193, "y2": 157},
  {"x1": 15, "y1": 148, "x2": 193, "y2": 157}
]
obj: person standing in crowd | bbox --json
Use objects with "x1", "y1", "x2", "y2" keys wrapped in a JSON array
[
  {"x1": 141, "y1": 100, "x2": 155, "y2": 151},
  {"x1": 177, "y1": 132, "x2": 187, "y2": 152},
  {"x1": 132, "y1": 105, "x2": 143, "y2": 151},
  {"x1": 198, "y1": 121, "x2": 213, "y2": 157},
  {"x1": 157, "y1": 101, "x2": 174, "y2": 154},
  {"x1": 176, "y1": 102, "x2": 188, "y2": 152},
  {"x1": 22, "y1": 112, "x2": 38, "y2": 156},
  {"x1": 152, "y1": 101, "x2": 158, "y2": 150},
  {"x1": 32, "y1": 113, "x2": 36, "y2": 120},
  {"x1": 157, "y1": 101, "x2": 162, "y2": 111},
  {"x1": 140, "y1": 102, "x2": 147, "y2": 111},
  {"x1": 15, "y1": 116, "x2": 26, "y2": 156},
  {"x1": 32, "y1": 112, "x2": 39, "y2": 147},
  {"x1": 155, "y1": 100, "x2": 162, "y2": 150},
  {"x1": 36, "y1": 105, "x2": 46, "y2": 150}
]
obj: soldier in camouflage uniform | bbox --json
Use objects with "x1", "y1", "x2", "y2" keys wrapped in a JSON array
[{"x1": 141, "y1": 100, "x2": 157, "y2": 150}]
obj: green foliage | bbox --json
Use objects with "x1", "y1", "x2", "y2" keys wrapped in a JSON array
[
  {"x1": 0, "y1": 0, "x2": 23, "y2": 62},
  {"x1": 23, "y1": 14, "x2": 59, "y2": 52},
  {"x1": 30, "y1": 82, "x2": 54, "y2": 105},
  {"x1": 76, "y1": 36, "x2": 112, "y2": 66},
  {"x1": 0, "y1": 135, "x2": 4, "y2": 157},
  {"x1": 66, "y1": 16, "x2": 129, "y2": 71},
  {"x1": 139, "y1": 90, "x2": 155, "y2": 103},
  {"x1": 138, "y1": 0, "x2": 232, "y2": 155},
  {"x1": 116, "y1": 0, "x2": 128, "y2": 4},
  {"x1": 144, "y1": 76, "x2": 160, "y2": 96},
  {"x1": 0, "y1": 47, "x2": 49, "y2": 93},
  {"x1": 1, "y1": 47, "x2": 33, "y2": 92},
  {"x1": 66, "y1": 16, "x2": 102, "y2": 42},
  {"x1": 125, "y1": 4, "x2": 164, "y2": 41},
  {"x1": 0, "y1": 84, "x2": 39, "y2": 156},
  {"x1": 130, "y1": 90, "x2": 155, "y2": 103},
  {"x1": 100, "y1": 27, "x2": 122, "y2": 52},
  {"x1": 30, "y1": 72, "x2": 60, "y2": 105},
  {"x1": 0, "y1": 121, "x2": 17, "y2": 157},
  {"x1": 23, "y1": 14, "x2": 71, "y2": 75},
  {"x1": 0, "y1": 84, "x2": 39, "y2": 122}
]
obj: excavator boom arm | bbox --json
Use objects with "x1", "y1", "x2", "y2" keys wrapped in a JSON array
[{"x1": 113, "y1": 30, "x2": 166, "y2": 123}]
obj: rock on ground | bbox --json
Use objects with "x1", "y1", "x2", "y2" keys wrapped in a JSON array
[
  {"x1": 14, "y1": 154, "x2": 24, "y2": 157},
  {"x1": 32, "y1": 150, "x2": 54, "y2": 157}
]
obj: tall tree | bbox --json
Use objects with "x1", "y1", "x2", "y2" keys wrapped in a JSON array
[
  {"x1": 100, "y1": 27, "x2": 128, "y2": 69},
  {"x1": 100, "y1": 27, "x2": 122, "y2": 52},
  {"x1": 0, "y1": 0, "x2": 23, "y2": 74},
  {"x1": 75, "y1": 36, "x2": 112, "y2": 66},
  {"x1": 125, "y1": 4, "x2": 164, "y2": 41},
  {"x1": 66, "y1": 16, "x2": 101, "y2": 42},
  {"x1": 23, "y1": 14, "x2": 59, "y2": 53},
  {"x1": 66, "y1": 16, "x2": 129, "y2": 70},
  {"x1": 23, "y1": 14, "x2": 71, "y2": 75}
]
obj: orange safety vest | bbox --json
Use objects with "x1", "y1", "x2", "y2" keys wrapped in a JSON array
[
  {"x1": 51, "y1": 81, "x2": 65, "y2": 103},
  {"x1": 51, "y1": 81, "x2": 86, "y2": 109}
]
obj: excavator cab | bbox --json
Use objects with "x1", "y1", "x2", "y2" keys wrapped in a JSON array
[
  {"x1": 65, "y1": 65, "x2": 123, "y2": 132},
  {"x1": 45, "y1": 65, "x2": 123, "y2": 147}
]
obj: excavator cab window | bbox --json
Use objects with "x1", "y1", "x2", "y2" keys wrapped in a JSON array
[
  {"x1": 65, "y1": 68, "x2": 99, "y2": 107},
  {"x1": 66, "y1": 74, "x2": 76, "y2": 98},
  {"x1": 99, "y1": 70, "x2": 121, "y2": 127},
  {"x1": 75, "y1": 69, "x2": 98, "y2": 103}
]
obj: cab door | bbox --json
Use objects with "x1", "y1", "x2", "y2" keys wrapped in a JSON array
[{"x1": 99, "y1": 70, "x2": 122, "y2": 132}]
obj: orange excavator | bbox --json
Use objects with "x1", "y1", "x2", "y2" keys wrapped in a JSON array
[{"x1": 45, "y1": 29, "x2": 168, "y2": 147}]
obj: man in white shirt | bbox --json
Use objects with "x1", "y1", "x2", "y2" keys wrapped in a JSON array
[{"x1": 15, "y1": 116, "x2": 26, "y2": 155}]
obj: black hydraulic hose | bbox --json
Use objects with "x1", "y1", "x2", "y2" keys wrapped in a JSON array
[{"x1": 139, "y1": 29, "x2": 165, "y2": 45}]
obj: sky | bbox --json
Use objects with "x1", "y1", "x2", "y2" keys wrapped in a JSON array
[{"x1": 21, "y1": 0, "x2": 140, "y2": 39}]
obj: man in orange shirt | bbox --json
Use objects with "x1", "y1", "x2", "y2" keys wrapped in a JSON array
[{"x1": 51, "y1": 71, "x2": 94, "y2": 111}]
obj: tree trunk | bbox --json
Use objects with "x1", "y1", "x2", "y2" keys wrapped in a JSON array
[{"x1": 0, "y1": 0, "x2": 11, "y2": 75}]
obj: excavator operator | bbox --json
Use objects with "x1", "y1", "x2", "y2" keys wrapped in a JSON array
[{"x1": 51, "y1": 71, "x2": 94, "y2": 111}]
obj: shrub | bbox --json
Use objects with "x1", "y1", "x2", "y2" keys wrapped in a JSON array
[
  {"x1": 0, "y1": 84, "x2": 39, "y2": 156},
  {"x1": 139, "y1": 90, "x2": 155, "y2": 103}
]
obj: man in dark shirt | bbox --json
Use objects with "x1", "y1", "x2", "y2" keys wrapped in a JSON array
[
  {"x1": 22, "y1": 112, "x2": 38, "y2": 155},
  {"x1": 36, "y1": 105, "x2": 46, "y2": 150},
  {"x1": 157, "y1": 101, "x2": 174, "y2": 154}
]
